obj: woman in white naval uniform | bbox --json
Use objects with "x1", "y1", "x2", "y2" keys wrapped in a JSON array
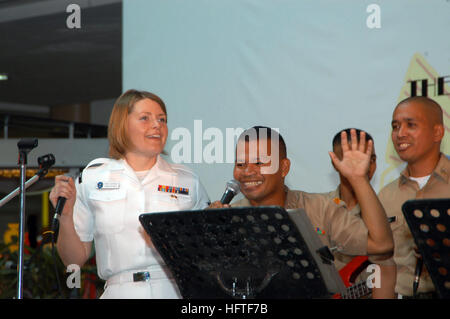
[{"x1": 49, "y1": 89, "x2": 210, "y2": 298}]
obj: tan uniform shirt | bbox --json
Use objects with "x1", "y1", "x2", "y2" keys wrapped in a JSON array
[
  {"x1": 321, "y1": 188, "x2": 363, "y2": 272},
  {"x1": 321, "y1": 188, "x2": 396, "y2": 284},
  {"x1": 378, "y1": 153, "x2": 450, "y2": 296},
  {"x1": 232, "y1": 188, "x2": 369, "y2": 257}
]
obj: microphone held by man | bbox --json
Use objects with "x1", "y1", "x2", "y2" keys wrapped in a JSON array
[{"x1": 209, "y1": 180, "x2": 241, "y2": 209}]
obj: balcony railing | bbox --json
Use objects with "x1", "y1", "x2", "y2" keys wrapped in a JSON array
[{"x1": 1, "y1": 113, "x2": 107, "y2": 139}]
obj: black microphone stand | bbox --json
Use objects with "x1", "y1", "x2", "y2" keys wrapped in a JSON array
[
  {"x1": 1, "y1": 151, "x2": 56, "y2": 299},
  {"x1": 0, "y1": 154, "x2": 55, "y2": 209},
  {"x1": 16, "y1": 138, "x2": 38, "y2": 299}
]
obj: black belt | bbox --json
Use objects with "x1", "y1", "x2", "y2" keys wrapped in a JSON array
[
  {"x1": 401, "y1": 291, "x2": 437, "y2": 299},
  {"x1": 106, "y1": 268, "x2": 170, "y2": 286}
]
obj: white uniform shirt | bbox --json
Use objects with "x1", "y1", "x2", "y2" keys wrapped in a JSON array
[{"x1": 73, "y1": 155, "x2": 210, "y2": 280}]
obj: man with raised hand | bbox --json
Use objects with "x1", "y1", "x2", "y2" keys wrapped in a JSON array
[{"x1": 322, "y1": 128, "x2": 396, "y2": 298}]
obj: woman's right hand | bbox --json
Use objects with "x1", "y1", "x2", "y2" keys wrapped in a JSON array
[
  {"x1": 206, "y1": 200, "x2": 230, "y2": 209},
  {"x1": 49, "y1": 175, "x2": 77, "y2": 217}
]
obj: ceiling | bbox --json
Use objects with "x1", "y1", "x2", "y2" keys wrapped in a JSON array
[{"x1": 0, "y1": 0, "x2": 122, "y2": 107}]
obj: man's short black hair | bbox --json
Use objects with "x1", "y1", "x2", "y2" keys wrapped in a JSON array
[
  {"x1": 238, "y1": 126, "x2": 287, "y2": 159},
  {"x1": 332, "y1": 128, "x2": 374, "y2": 148}
]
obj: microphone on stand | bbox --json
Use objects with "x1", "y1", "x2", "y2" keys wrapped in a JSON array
[
  {"x1": 17, "y1": 138, "x2": 38, "y2": 154},
  {"x1": 0, "y1": 154, "x2": 55, "y2": 209},
  {"x1": 220, "y1": 180, "x2": 241, "y2": 204}
]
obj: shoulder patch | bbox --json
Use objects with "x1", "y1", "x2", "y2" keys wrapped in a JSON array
[
  {"x1": 84, "y1": 158, "x2": 110, "y2": 170},
  {"x1": 169, "y1": 162, "x2": 193, "y2": 172},
  {"x1": 86, "y1": 163, "x2": 104, "y2": 169},
  {"x1": 169, "y1": 163, "x2": 198, "y2": 177}
]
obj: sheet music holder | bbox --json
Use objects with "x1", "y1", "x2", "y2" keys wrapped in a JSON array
[
  {"x1": 139, "y1": 206, "x2": 345, "y2": 299},
  {"x1": 402, "y1": 199, "x2": 450, "y2": 299}
]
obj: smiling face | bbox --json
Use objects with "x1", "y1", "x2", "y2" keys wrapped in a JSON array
[
  {"x1": 233, "y1": 138, "x2": 290, "y2": 206},
  {"x1": 125, "y1": 98, "x2": 168, "y2": 159},
  {"x1": 391, "y1": 100, "x2": 443, "y2": 174}
]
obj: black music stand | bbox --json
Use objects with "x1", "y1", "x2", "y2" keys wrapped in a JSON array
[
  {"x1": 139, "y1": 206, "x2": 345, "y2": 299},
  {"x1": 402, "y1": 199, "x2": 450, "y2": 299}
]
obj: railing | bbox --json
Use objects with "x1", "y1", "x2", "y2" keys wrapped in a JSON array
[
  {"x1": 0, "y1": 113, "x2": 109, "y2": 168},
  {"x1": 0, "y1": 113, "x2": 107, "y2": 139}
]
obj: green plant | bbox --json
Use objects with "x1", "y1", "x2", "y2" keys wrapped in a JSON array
[{"x1": 0, "y1": 239, "x2": 104, "y2": 299}]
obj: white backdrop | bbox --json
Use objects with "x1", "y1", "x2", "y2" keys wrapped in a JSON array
[{"x1": 123, "y1": 0, "x2": 450, "y2": 201}]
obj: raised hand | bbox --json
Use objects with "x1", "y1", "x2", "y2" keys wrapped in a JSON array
[{"x1": 328, "y1": 129, "x2": 373, "y2": 182}]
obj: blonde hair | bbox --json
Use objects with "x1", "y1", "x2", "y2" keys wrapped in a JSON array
[{"x1": 108, "y1": 89, "x2": 167, "y2": 159}]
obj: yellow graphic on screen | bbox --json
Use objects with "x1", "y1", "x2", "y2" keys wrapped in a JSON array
[{"x1": 380, "y1": 53, "x2": 450, "y2": 189}]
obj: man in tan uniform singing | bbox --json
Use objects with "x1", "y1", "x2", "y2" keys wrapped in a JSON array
[
  {"x1": 209, "y1": 126, "x2": 394, "y2": 297},
  {"x1": 379, "y1": 96, "x2": 449, "y2": 298}
]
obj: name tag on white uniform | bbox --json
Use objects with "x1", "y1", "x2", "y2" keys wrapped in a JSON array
[{"x1": 97, "y1": 181, "x2": 120, "y2": 190}]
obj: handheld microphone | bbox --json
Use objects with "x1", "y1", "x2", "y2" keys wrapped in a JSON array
[
  {"x1": 53, "y1": 174, "x2": 76, "y2": 218},
  {"x1": 220, "y1": 180, "x2": 241, "y2": 204},
  {"x1": 54, "y1": 197, "x2": 67, "y2": 217},
  {"x1": 413, "y1": 257, "x2": 423, "y2": 297},
  {"x1": 50, "y1": 197, "x2": 66, "y2": 245},
  {"x1": 51, "y1": 175, "x2": 75, "y2": 243}
]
